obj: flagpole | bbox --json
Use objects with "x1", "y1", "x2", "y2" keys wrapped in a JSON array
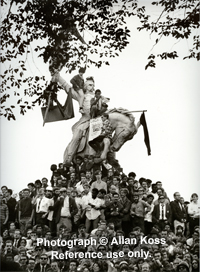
[{"x1": 125, "y1": 110, "x2": 147, "y2": 114}]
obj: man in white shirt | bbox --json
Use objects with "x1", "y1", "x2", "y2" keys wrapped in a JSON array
[
  {"x1": 35, "y1": 188, "x2": 52, "y2": 226},
  {"x1": 84, "y1": 188, "x2": 102, "y2": 233},
  {"x1": 187, "y1": 193, "x2": 199, "y2": 236},
  {"x1": 75, "y1": 175, "x2": 89, "y2": 196}
]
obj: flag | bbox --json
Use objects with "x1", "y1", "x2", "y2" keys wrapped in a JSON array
[
  {"x1": 140, "y1": 112, "x2": 151, "y2": 155},
  {"x1": 41, "y1": 88, "x2": 74, "y2": 125}
]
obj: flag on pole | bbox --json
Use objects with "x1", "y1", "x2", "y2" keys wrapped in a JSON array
[
  {"x1": 140, "y1": 112, "x2": 151, "y2": 155},
  {"x1": 41, "y1": 88, "x2": 74, "y2": 125}
]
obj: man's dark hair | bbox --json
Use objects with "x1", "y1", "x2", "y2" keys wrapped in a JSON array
[
  {"x1": 92, "y1": 188, "x2": 99, "y2": 194},
  {"x1": 86, "y1": 76, "x2": 94, "y2": 82},
  {"x1": 128, "y1": 172, "x2": 136, "y2": 178},
  {"x1": 5, "y1": 240, "x2": 13, "y2": 245},
  {"x1": 94, "y1": 170, "x2": 101, "y2": 175},
  {"x1": 23, "y1": 188, "x2": 30, "y2": 193},
  {"x1": 27, "y1": 183, "x2": 35, "y2": 188},
  {"x1": 153, "y1": 250, "x2": 161, "y2": 256},
  {"x1": 34, "y1": 179, "x2": 42, "y2": 185},
  {"x1": 146, "y1": 179, "x2": 152, "y2": 185},
  {"x1": 95, "y1": 89, "x2": 101, "y2": 94},
  {"x1": 113, "y1": 176, "x2": 120, "y2": 181},
  {"x1": 1, "y1": 186, "x2": 8, "y2": 190},
  {"x1": 139, "y1": 177, "x2": 146, "y2": 185},
  {"x1": 79, "y1": 67, "x2": 86, "y2": 74},
  {"x1": 69, "y1": 259, "x2": 78, "y2": 266},
  {"x1": 156, "y1": 181, "x2": 162, "y2": 185},
  {"x1": 7, "y1": 189, "x2": 13, "y2": 195},
  {"x1": 99, "y1": 189, "x2": 106, "y2": 195}
]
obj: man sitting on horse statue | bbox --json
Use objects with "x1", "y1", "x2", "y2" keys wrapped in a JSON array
[{"x1": 90, "y1": 89, "x2": 108, "y2": 119}]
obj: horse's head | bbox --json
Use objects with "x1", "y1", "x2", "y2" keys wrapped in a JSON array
[{"x1": 110, "y1": 124, "x2": 137, "y2": 152}]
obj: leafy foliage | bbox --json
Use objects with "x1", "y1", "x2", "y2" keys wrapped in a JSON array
[
  {"x1": 139, "y1": 0, "x2": 200, "y2": 69},
  {"x1": 1, "y1": 0, "x2": 140, "y2": 119},
  {"x1": 0, "y1": 0, "x2": 199, "y2": 120}
]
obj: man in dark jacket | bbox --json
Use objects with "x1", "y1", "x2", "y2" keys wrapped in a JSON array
[
  {"x1": 51, "y1": 187, "x2": 78, "y2": 235},
  {"x1": 105, "y1": 192, "x2": 124, "y2": 231},
  {"x1": 33, "y1": 254, "x2": 51, "y2": 272},
  {"x1": 152, "y1": 195, "x2": 172, "y2": 231},
  {"x1": 5, "y1": 189, "x2": 17, "y2": 224},
  {"x1": 170, "y1": 192, "x2": 187, "y2": 234}
]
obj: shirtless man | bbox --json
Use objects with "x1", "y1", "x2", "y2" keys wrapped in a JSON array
[{"x1": 53, "y1": 73, "x2": 95, "y2": 162}]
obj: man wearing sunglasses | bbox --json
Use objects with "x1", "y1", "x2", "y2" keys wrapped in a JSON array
[{"x1": 33, "y1": 253, "x2": 51, "y2": 272}]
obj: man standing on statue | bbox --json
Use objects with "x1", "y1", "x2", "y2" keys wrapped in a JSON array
[
  {"x1": 53, "y1": 72, "x2": 110, "y2": 164},
  {"x1": 53, "y1": 73, "x2": 95, "y2": 162}
]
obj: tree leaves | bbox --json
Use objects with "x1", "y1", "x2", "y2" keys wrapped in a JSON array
[
  {"x1": 138, "y1": 0, "x2": 199, "y2": 69},
  {"x1": 0, "y1": 0, "x2": 199, "y2": 119}
]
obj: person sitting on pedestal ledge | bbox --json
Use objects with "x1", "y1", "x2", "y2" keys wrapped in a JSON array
[{"x1": 90, "y1": 89, "x2": 108, "y2": 119}]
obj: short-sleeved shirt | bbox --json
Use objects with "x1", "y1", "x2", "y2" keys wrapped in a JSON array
[{"x1": 0, "y1": 203, "x2": 9, "y2": 222}]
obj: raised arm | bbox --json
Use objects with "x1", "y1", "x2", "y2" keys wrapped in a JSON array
[{"x1": 53, "y1": 72, "x2": 79, "y2": 102}]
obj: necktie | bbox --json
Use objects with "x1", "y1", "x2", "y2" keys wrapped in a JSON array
[
  {"x1": 37, "y1": 198, "x2": 42, "y2": 212},
  {"x1": 41, "y1": 265, "x2": 45, "y2": 272},
  {"x1": 13, "y1": 239, "x2": 17, "y2": 247},
  {"x1": 161, "y1": 204, "x2": 164, "y2": 220}
]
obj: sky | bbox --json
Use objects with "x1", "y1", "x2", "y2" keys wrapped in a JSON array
[{"x1": 1, "y1": 1, "x2": 200, "y2": 201}]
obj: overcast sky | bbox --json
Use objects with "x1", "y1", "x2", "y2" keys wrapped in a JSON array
[{"x1": 1, "y1": 1, "x2": 200, "y2": 201}]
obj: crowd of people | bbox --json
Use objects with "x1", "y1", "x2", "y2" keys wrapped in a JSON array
[{"x1": 0, "y1": 157, "x2": 199, "y2": 272}]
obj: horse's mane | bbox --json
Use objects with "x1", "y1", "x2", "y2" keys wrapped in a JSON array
[{"x1": 107, "y1": 108, "x2": 135, "y2": 124}]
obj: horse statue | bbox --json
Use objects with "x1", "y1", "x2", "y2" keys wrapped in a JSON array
[
  {"x1": 63, "y1": 108, "x2": 141, "y2": 171},
  {"x1": 43, "y1": 73, "x2": 150, "y2": 171}
]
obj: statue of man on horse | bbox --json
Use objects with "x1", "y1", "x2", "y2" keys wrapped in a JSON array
[
  {"x1": 47, "y1": 71, "x2": 141, "y2": 171},
  {"x1": 42, "y1": 22, "x2": 150, "y2": 171}
]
